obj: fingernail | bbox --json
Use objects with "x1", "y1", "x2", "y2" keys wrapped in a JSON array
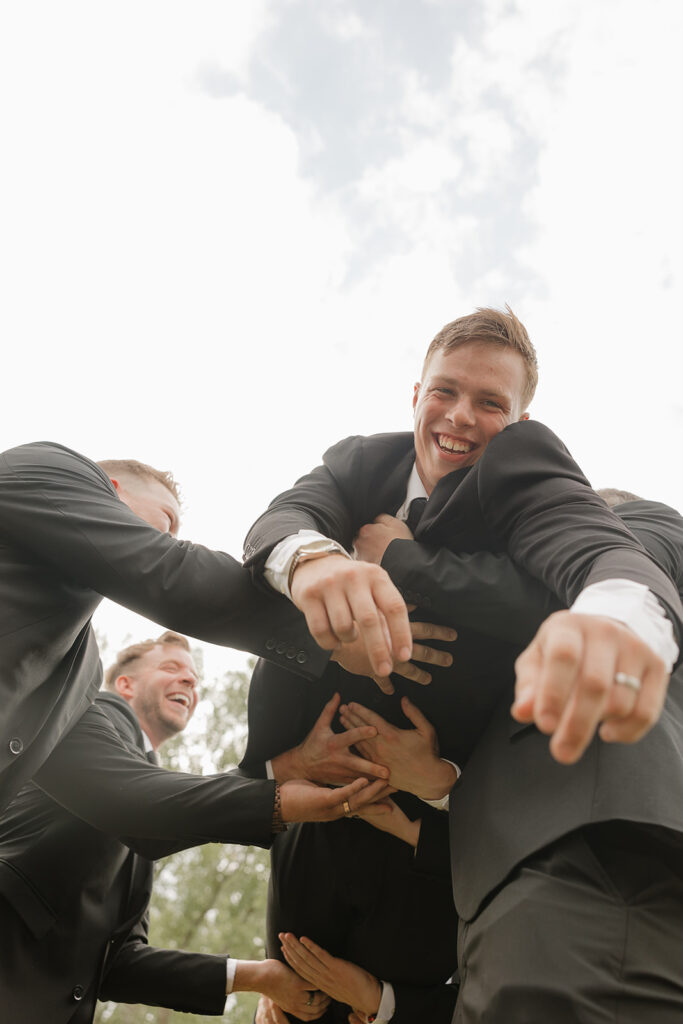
[
  {"x1": 514, "y1": 686, "x2": 534, "y2": 706},
  {"x1": 378, "y1": 661, "x2": 392, "y2": 676},
  {"x1": 399, "y1": 646, "x2": 412, "y2": 661}
]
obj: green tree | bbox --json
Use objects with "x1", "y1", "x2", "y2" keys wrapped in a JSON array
[{"x1": 95, "y1": 659, "x2": 269, "y2": 1024}]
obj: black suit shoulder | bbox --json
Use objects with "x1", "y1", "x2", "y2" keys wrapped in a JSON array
[{"x1": 244, "y1": 432, "x2": 415, "y2": 565}]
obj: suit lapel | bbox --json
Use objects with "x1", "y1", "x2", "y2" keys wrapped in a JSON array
[{"x1": 415, "y1": 462, "x2": 503, "y2": 552}]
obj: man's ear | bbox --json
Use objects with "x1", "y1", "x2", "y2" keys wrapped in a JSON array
[
  {"x1": 114, "y1": 675, "x2": 136, "y2": 700},
  {"x1": 519, "y1": 412, "x2": 530, "y2": 422},
  {"x1": 412, "y1": 382, "x2": 421, "y2": 412}
]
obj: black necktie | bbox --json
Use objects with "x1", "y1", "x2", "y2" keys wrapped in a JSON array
[
  {"x1": 146, "y1": 749, "x2": 160, "y2": 766},
  {"x1": 406, "y1": 497, "x2": 427, "y2": 533}
]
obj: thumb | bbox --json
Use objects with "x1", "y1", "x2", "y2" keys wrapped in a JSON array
[
  {"x1": 401, "y1": 695, "x2": 431, "y2": 734},
  {"x1": 317, "y1": 692, "x2": 341, "y2": 730}
]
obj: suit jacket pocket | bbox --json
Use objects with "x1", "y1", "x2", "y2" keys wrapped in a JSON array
[{"x1": 0, "y1": 859, "x2": 57, "y2": 938}]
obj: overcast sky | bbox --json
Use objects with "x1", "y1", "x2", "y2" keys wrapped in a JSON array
[{"x1": 2, "y1": 0, "x2": 681, "y2": 685}]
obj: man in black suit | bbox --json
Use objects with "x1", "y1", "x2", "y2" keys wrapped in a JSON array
[
  {"x1": 242, "y1": 308, "x2": 682, "y2": 1022},
  {"x1": 0, "y1": 441, "x2": 411, "y2": 817},
  {"x1": 0, "y1": 628, "x2": 396, "y2": 1023}
]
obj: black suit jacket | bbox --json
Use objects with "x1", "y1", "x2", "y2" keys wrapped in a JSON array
[
  {"x1": 0, "y1": 441, "x2": 328, "y2": 816},
  {"x1": 242, "y1": 423, "x2": 681, "y2": 773},
  {"x1": 242, "y1": 425, "x2": 683, "y2": 923},
  {"x1": 0, "y1": 692, "x2": 278, "y2": 1024}
]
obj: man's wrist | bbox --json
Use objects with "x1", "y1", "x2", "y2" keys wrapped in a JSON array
[
  {"x1": 270, "y1": 746, "x2": 305, "y2": 784},
  {"x1": 231, "y1": 959, "x2": 269, "y2": 995},
  {"x1": 288, "y1": 543, "x2": 350, "y2": 594},
  {"x1": 412, "y1": 758, "x2": 458, "y2": 800}
]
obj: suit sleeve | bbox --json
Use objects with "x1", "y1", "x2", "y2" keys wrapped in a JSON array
[
  {"x1": 100, "y1": 913, "x2": 228, "y2": 1015},
  {"x1": 243, "y1": 436, "x2": 368, "y2": 569},
  {"x1": 476, "y1": 422, "x2": 683, "y2": 647},
  {"x1": 0, "y1": 443, "x2": 328, "y2": 678},
  {"x1": 33, "y1": 703, "x2": 276, "y2": 850}
]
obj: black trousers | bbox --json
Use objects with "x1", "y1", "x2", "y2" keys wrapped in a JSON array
[
  {"x1": 455, "y1": 822, "x2": 683, "y2": 1024},
  {"x1": 267, "y1": 817, "x2": 458, "y2": 1023}
]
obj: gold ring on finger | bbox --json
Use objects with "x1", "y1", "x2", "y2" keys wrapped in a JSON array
[{"x1": 343, "y1": 799, "x2": 352, "y2": 816}]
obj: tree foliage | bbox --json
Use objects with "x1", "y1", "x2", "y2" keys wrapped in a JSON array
[{"x1": 95, "y1": 658, "x2": 268, "y2": 1024}]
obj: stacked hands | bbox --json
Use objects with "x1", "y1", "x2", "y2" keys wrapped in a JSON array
[
  {"x1": 264, "y1": 515, "x2": 672, "y2": 1020},
  {"x1": 291, "y1": 514, "x2": 671, "y2": 766},
  {"x1": 255, "y1": 937, "x2": 384, "y2": 1024}
]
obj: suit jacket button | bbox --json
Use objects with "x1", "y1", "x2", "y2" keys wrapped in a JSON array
[
  {"x1": 72, "y1": 986, "x2": 85, "y2": 1001},
  {"x1": 265, "y1": 638, "x2": 276, "y2": 650},
  {"x1": 8, "y1": 737, "x2": 23, "y2": 755},
  {"x1": 296, "y1": 652, "x2": 308, "y2": 664},
  {"x1": 285, "y1": 646, "x2": 297, "y2": 659},
  {"x1": 275, "y1": 642, "x2": 287, "y2": 655},
  {"x1": 403, "y1": 590, "x2": 416, "y2": 603}
]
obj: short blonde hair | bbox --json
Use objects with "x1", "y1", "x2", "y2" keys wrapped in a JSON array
[
  {"x1": 104, "y1": 631, "x2": 190, "y2": 691},
  {"x1": 423, "y1": 305, "x2": 538, "y2": 408},
  {"x1": 97, "y1": 459, "x2": 181, "y2": 505}
]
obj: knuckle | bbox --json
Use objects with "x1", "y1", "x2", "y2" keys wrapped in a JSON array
[
  {"x1": 357, "y1": 610, "x2": 379, "y2": 630},
  {"x1": 579, "y1": 671, "x2": 609, "y2": 699},
  {"x1": 549, "y1": 639, "x2": 581, "y2": 666}
]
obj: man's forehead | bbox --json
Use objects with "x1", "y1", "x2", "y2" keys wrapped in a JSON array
[
  {"x1": 143, "y1": 644, "x2": 196, "y2": 671},
  {"x1": 422, "y1": 343, "x2": 526, "y2": 395},
  {"x1": 427, "y1": 370, "x2": 512, "y2": 397}
]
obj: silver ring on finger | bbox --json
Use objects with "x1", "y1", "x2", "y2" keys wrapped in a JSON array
[{"x1": 614, "y1": 671, "x2": 642, "y2": 693}]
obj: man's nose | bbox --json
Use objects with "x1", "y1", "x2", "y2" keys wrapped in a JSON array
[{"x1": 445, "y1": 396, "x2": 476, "y2": 427}]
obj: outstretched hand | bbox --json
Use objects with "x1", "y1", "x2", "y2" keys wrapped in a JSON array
[
  {"x1": 279, "y1": 933, "x2": 382, "y2": 1019},
  {"x1": 235, "y1": 960, "x2": 329, "y2": 1020},
  {"x1": 279, "y1": 776, "x2": 395, "y2": 824},
  {"x1": 272, "y1": 693, "x2": 389, "y2": 786},
  {"x1": 512, "y1": 610, "x2": 670, "y2": 764},
  {"x1": 333, "y1": 619, "x2": 457, "y2": 695},
  {"x1": 290, "y1": 554, "x2": 412, "y2": 677},
  {"x1": 339, "y1": 696, "x2": 457, "y2": 800}
]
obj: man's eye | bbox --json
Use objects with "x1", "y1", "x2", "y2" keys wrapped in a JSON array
[{"x1": 483, "y1": 400, "x2": 502, "y2": 409}]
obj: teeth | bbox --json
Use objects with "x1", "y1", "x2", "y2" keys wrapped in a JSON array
[
  {"x1": 169, "y1": 693, "x2": 190, "y2": 708},
  {"x1": 438, "y1": 435, "x2": 473, "y2": 453}
]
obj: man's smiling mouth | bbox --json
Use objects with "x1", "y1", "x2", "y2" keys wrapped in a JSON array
[
  {"x1": 167, "y1": 692, "x2": 191, "y2": 709},
  {"x1": 435, "y1": 434, "x2": 476, "y2": 454}
]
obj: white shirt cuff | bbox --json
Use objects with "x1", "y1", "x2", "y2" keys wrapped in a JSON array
[
  {"x1": 265, "y1": 759, "x2": 274, "y2": 781},
  {"x1": 375, "y1": 981, "x2": 396, "y2": 1022},
  {"x1": 570, "y1": 579, "x2": 679, "y2": 672},
  {"x1": 264, "y1": 531, "x2": 349, "y2": 599},
  {"x1": 226, "y1": 957, "x2": 236, "y2": 995}
]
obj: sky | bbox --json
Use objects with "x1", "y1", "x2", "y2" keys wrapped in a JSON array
[{"x1": 2, "y1": 0, "x2": 681, "y2": 687}]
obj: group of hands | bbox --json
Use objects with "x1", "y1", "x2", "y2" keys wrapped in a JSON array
[
  {"x1": 251, "y1": 513, "x2": 672, "y2": 1021},
  {"x1": 252, "y1": 689, "x2": 443, "y2": 1022}
]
